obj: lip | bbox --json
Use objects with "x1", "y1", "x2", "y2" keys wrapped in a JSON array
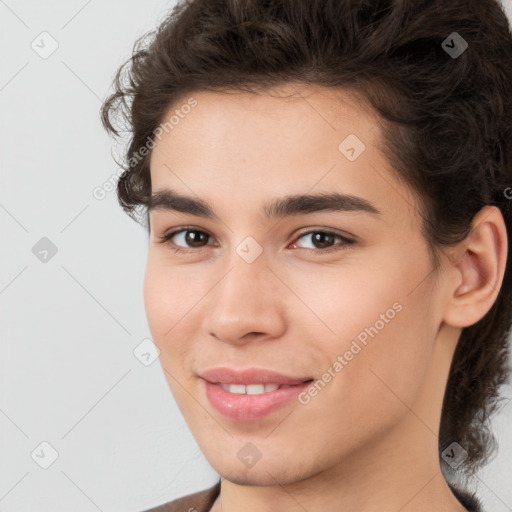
[
  {"x1": 199, "y1": 367, "x2": 314, "y2": 421},
  {"x1": 199, "y1": 367, "x2": 313, "y2": 386}
]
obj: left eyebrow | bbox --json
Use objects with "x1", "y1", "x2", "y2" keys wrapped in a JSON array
[
  {"x1": 147, "y1": 188, "x2": 382, "y2": 219},
  {"x1": 263, "y1": 192, "x2": 382, "y2": 218}
]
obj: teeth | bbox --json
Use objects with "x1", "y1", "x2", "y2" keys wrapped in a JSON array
[{"x1": 219, "y1": 383, "x2": 281, "y2": 394}]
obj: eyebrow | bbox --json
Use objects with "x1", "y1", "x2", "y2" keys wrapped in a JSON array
[{"x1": 147, "y1": 188, "x2": 382, "y2": 220}]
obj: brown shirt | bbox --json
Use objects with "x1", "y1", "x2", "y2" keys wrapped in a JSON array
[
  {"x1": 141, "y1": 480, "x2": 483, "y2": 512},
  {"x1": 142, "y1": 481, "x2": 220, "y2": 512}
]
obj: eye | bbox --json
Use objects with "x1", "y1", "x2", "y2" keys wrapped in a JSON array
[
  {"x1": 290, "y1": 229, "x2": 355, "y2": 254},
  {"x1": 156, "y1": 227, "x2": 215, "y2": 253},
  {"x1": 156, "y1": 227, "x2": 355, "y2": 255}
]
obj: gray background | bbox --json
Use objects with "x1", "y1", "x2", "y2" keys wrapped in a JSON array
[{"x1": 1, "y1": 1, "x2": 511, "y2": 510}]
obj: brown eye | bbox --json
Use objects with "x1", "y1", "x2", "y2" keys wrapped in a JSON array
[
  {"x1": 293, "y1": 230, "x2": 354, "y2": 253},
  {"x1": 310, "y1": 232, "x2": 336, "y2": 249},
  {"x1": 181, "y1": 230, "x2": 210, "y2": 247},
  {"x1": 157, "y1": 228, "x2": 213, "y2": 252}
]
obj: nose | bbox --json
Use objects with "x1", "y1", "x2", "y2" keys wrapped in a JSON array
[{"x1": 202, "y1": 256, "x2": 287, "y2": 346}]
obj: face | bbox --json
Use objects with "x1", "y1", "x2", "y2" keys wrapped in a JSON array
[{"x1": 144, "y1": 84, "x2": 447, "y2": 486}]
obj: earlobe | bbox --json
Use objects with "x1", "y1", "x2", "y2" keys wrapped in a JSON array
[{"x1": 443, "y1": 206, "x2": 508, "y2": 328}]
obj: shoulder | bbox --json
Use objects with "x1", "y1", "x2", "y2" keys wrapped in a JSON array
[{"x1": 140, "y1": 481, "x2": 221, "y2": 512}]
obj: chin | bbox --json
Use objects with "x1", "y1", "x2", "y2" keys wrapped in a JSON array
[
  {"x1": 218, "y1": 471, "x2": 296, "y2": 487},
  {"x1": 210, "y1": 457, "x2": 316, "y2": 488},
  {"x1": 219, "y1": 473, "x2": 269, "y2": 486}
]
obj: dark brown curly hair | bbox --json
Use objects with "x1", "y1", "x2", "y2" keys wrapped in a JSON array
[{"x1": 100, "y1": 0, "x2": 512, "y2": 477}]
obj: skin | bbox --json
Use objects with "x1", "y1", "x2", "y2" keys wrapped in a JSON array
[{"x1": 144, "y1": 84, "x2": 508, "y2": 512}]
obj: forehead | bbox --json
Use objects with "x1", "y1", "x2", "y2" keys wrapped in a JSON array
[
  {"x1": 150, "y1": 83, "x2": 375, "y2": 164},
  {"x1": 148, "y1": 84, "x2": 420, "y2": 224}
]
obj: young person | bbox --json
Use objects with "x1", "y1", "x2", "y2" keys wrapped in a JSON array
[{"x1": 101, "y1": 1, "x2": 512, "y2": 510}]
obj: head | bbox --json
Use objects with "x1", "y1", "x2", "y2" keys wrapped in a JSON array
[{"x1": 101, "y1": 0, "x2": 512, "y2": 482}]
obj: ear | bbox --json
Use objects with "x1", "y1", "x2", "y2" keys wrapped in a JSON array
[{"x1": 442, "y1": 205, "x2": 508, "y2": 328}]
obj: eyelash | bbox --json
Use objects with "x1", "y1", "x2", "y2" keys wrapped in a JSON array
[{"x1": 156, "y1": 227, "x2": 355, "y2": 255}]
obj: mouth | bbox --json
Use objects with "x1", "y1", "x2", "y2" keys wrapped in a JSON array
[
  {"x1": 199, "y1": 367, "x2": 314, "y2": 421},
  {"x1": 199, "y1": 366, "x2": 314, "y2": 386},
  {"x1": 216, "y1": 382, "x2": 305, "y2": 394}
]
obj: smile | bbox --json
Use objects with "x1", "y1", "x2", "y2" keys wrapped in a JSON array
[{"x1": 218, "y1": 383, "x2": 296, "y2": 394}]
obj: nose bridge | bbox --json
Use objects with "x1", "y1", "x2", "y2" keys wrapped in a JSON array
[{"x1": 204, "y1": 249, "x2": 286, "y2": 343}]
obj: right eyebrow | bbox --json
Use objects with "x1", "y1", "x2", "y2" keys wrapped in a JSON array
[{"x1": 148, "y1": 189, "x2": 220, "y2": 220}]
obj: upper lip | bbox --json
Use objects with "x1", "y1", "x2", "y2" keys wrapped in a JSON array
[{"x1": 199, "y1": 367, "x2": 313, "y2": 385}]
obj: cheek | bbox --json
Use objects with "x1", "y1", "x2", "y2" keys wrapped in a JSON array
[
  {"x1": 143, "y1": 268, "x2": 183, "y2": 372},
  {"x1": 143, "y1": 256, "x2": 201, "y2": 337},
  {"x1": 143, "y1": 263, "x2": 197, "y2": 404},
  {"x1": 322, "y1": 290, "x2": 435, "y2": 437},
  {"x1": 142, "y1": 257, "x2": 212, "y2": 382},
  {"x1": 281, "y1": 262, "x2": 403, "y2": 354},
  {"x1": 143, "y1": 263, "x2": 170, "y2": 339},
  {"x1": 298, "y1": 304, "x2": 434, "y2": 458},
  {"x1": 301, "y1": 253, "x2": 436, "y2": 411}
]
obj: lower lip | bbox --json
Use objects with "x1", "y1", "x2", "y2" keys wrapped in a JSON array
[{"x1": 203, "y1": 379, "x2": 312, "y2": 421}]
